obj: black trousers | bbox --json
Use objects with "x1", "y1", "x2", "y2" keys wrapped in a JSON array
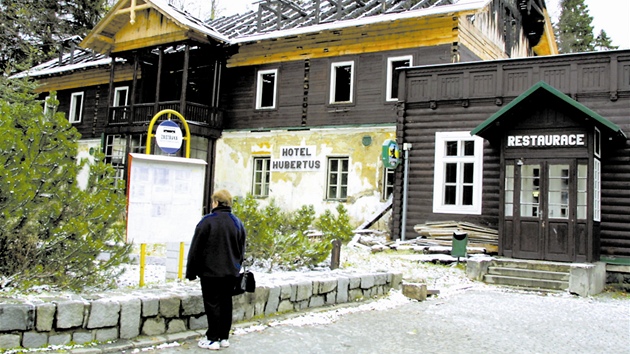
[{"x1": 200, "y1": 276, "x2": 236, "y2": 341}]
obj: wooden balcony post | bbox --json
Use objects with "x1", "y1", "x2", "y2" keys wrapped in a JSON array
[
  {"x1": 180, "y1": 44, "x2": 190, "y2": 115},
  {"x1": 131, "y1": 51, "x2": 139, "y2": 124},
  {"x1": 154, "y1": 47, "x2": 163, "y2": 115},
  {"x1": 108, "y1": 55, "x2": 115, "y2": 121}
]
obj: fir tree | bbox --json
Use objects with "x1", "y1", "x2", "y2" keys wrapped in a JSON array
[
  {"x1": 0, "y1": 0, "x2": 110, "y2": 74},
  {"x1": 0, "y1": 76, "x2": 132, "y2": 291},
  {"x1": 555, "y1": 0, "x2": 595, "y2": 53},
  {"x1": 594, "y1": 29, "x2": 618, "y2": 51}
]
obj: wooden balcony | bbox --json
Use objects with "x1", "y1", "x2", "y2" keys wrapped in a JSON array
[{"x1": 108, "y1": 101, "x2": 223, "y2": 129}]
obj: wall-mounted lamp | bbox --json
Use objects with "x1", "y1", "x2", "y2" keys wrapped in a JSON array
[{"x1": 517, "y1": 159, "x2": 524, "y2": 166}]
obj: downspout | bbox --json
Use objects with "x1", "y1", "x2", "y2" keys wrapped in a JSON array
[{"x1": 401, "y1": 143, "x2": 412, "y2": 241}]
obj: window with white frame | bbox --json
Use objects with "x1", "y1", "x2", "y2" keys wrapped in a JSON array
[
  {"x1": 326, "y1": 157, "x2": 349, "y2": 200},
  {"x1": 382, "y1": 167, "x2": 395, "y2": 200},
  {"x1": 104, "y1": 134, "x2": 146, "y2": 187},
  {"x1": 329, "y1": 61, "x2": 354, "y2": 104},
  {"x1": 113, "y1": 86, "x2": 129, "y2": 121},
  {"x1": 433, "y1": 132, "x2": 484, "y2": 214},
  {"x1": 43, "y1": 94, "x2": 56, "y2": 117},
  {"x1": 386, "y1": 55, "x2": 412, "y2": 101},
  {"x1": 256, "y1": 69, "x2": 278, "y2": 109},
  {"x1": 252, "y1": 156, "x2": 271, "y2": 197},
  {"x1": 69, "y1": 92, "x2": 84, "y2": 123}
]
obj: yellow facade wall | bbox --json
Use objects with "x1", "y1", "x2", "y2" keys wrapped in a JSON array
[{"x1": 214, "y1": 126, "x2": 397, "y2": 227}]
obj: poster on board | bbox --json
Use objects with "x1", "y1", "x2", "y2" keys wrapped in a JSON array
[{"x1": 126, "y1": 153, "x2": 207, "y2": 244}]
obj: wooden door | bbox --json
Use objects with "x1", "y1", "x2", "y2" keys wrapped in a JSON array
[{"x1": 511, "y1": 160, "x2": 577, "y2": 261}]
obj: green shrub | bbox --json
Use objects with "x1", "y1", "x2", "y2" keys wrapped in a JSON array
[
  {"x1": 233, "y1": 195, "x2": 354, "y2": 270},
  {"x1": 0, "y1": 80, "x2": 132, "y2": 292}
]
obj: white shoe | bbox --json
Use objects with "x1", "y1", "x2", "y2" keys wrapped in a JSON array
[
  {"x1": 198, "y1": 339, "x2": 220, "y2": 350},
  {"x1": 220, "y1": 339, "x2": 230, "y2": 348}
]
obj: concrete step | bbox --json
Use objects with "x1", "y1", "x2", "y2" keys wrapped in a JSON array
[
  {"x1": 483, "y1": 274, "x2": 569, "y2": 290},
  {"x1": 492, "y1": 258, "x2": 572, "y2": 273},
  {"x1": 487, "y1": 267, "x2": 570, "y2": 282}
]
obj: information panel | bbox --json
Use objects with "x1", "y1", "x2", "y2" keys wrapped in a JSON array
[{"x1": 126, "y1": 153, "x2": 207, "y2": 244}]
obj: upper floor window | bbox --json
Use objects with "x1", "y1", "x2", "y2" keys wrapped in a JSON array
[
  {"x1": 433, "y1": 132, "x2": 484, "y2": 214},
  {"x1": 330, "y1": 61, "x2": 354, "y2": 104},
  {"x1": 113, "y1": 86, "x2": 129, "y2": 122},
  {"x1": 256, "y1": 69, "x2": 277, "y2": 109},
  {"x1": 326, "y1": 156, "x2": 349, "y2": 200},
  {"x1": 252, "y1": 156, "x2": 271, "y2": 197},
  {"x1": 69, "y1": 92, "x2": 84, "y2": 123},
  {"x1": 386, "y1": 55, "x2": 412, "y2": 101},
  {"x1": 43, "y1": 94, "x2": 57, "y2": 118}
]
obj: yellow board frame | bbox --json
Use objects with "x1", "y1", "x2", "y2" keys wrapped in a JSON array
[{"x1": 138, "y1": 109, "x2": 192, "y2": 286}]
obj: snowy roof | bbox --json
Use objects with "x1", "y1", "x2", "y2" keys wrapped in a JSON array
[
  {"x1": 10, "y1": 48, "x2": 120, "y2": 79},
  {"x1": 209, "y1": 0, "x2": 488, "y2": 43},
  {"x1": 17, "y1": 0, "x2": 492, "y2": 79}
]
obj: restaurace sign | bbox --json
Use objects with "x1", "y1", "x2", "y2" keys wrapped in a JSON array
[
  {"x1": 271, "y1": 145, "x2": 322, "y2": 171},
  {"x1": 507, "y1": 134, "x2": 586, "y2": 147}
]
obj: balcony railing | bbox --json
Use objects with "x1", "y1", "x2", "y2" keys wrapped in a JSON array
[{"x1": 108, "y1": 101, "x2": 223, "y2": 129}]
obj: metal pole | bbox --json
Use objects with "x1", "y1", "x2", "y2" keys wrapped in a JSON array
[{"x1": 401, "y1": 143, "x2": 412, "y2": 241}]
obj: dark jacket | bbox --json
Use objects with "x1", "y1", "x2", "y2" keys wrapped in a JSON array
[{"x1": 185, "y1": 205, "x2": 246, "y2": 279}]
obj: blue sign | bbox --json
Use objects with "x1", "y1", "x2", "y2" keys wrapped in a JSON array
[{"x1": 155, "y1": 120, "x2": 183, "y2": 154}]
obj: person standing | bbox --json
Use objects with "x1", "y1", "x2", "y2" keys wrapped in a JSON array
[{"x1": 186, "y1": 189, "x2": 247, "y2": 350}]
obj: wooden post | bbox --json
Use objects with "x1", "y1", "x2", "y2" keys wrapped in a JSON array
[
  {"x1": 331, "y1": 239, "x2": 342, "y2": 270},
  {"x1": 180, "y1": 44, "x2": 190, "y2": 116},
  {"x1": 154, "y1": 47, "x2": 163, "y2": 115}
]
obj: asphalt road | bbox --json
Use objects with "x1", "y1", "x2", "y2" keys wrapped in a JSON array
[{"x1": 141, "y1": 286, "x2": 630, "y2": 354}]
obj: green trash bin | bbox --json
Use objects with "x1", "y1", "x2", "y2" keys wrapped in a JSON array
[{"x1": 451, "y1": 231, "x2": 468, "y2": 258}]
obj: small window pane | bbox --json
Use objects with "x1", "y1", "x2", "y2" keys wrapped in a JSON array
[
  {"x1": 445, "y1": 163, "x2": 457, "y2": 183},
  {"x1": 446, "y1": 141, "x2": 458, "y2": 156},
  {"x1": 463, "y1": 141, "x2": 475, "y2": 156},
  {"x1": 463, "y1": 163, "x2": 474, "y2": 183},
  {"x1": 444, "y1": 186, "x2": 456, "y2": 205}
]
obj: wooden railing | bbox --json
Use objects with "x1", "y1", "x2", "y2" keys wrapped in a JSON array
[{"x1": 108, "y1": 101, "x2": 223, "y2": 129}]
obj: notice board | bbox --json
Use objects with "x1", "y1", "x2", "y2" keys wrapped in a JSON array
[{"x1": 126, "y1": 153, "x2": 207, "y2": 244}]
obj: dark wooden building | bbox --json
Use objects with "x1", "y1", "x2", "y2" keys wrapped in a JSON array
[
  {"x1": 15, "y1": 0, "x2": 557, "y2": 222},
  {"x1": 394, "y1": 49, "x2": 630, "y2": 264}
]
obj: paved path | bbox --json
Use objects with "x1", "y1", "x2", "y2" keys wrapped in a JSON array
[{"x1": 138, "y1": 286, "x2": 630, "y2": 354}]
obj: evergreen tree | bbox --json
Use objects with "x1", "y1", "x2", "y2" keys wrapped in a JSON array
[
  {"x1": 0, "y1": 0, "x2": 110, "y2": 74},
  {"x1": 594, "y1": 29, "x2": 618, "y2": 51},
  {"x1": 555, "y1": 0, "x2": 595, "y2": 53},
  {"x1": 0, "y1": 76, "x2": 131, "y2": 291}
]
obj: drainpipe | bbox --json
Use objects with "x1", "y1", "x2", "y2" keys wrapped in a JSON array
[{"x1": 401, "y1": 143, "x2": 412, "y2": 241}]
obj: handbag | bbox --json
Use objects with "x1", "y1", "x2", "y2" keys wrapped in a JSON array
[{"x1": 233, "y1": 270, "x2": 256, "y2": 296}]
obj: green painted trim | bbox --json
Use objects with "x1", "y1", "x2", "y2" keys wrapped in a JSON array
[
  {"x1": 470, "y1": 81, "x2": 626, "y2": 139},
  {"x1": 601, "y1": 256, "x2": 630, "y2": 266}
]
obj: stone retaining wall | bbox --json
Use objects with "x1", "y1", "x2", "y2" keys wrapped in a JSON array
[{"x1": 0, "y1": 271, "x2": 402, "y2": 351}]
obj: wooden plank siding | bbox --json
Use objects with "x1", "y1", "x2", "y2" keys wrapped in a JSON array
[
  {"x1": 227, "y1": 15, "x2": 459, "y2": 67},
  {"x1": 221, "y1": 44, "x2": 458, "y2": 130},
  {"x1": 394, "y1": 50, "x2": 630, "y2": 258},
  {"x1": 56, "y1": 85, "x2": 108, "y2": 139},
  {"x1": 34, "y1": 64, "x2": 135, "y2": 93}
]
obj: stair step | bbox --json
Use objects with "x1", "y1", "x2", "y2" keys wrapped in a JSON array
[
  {"x1": 488, "y1": 267, "x2": 570, "y2": 281},
  {"x1": 491, "y1": 258, "x2": 572, "y2": 273},
  {"x1": 483, "y1": 274, "x2": 569, "y2": 290}
]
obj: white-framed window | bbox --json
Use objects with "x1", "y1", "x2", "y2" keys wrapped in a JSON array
[
  {"x1": 594, "y1": 159, "x2": 601, "y2": 222},
  {"x1": 104, "y1": 134, "x2": 146, "y2": 187},
  {"x1": 252, "y1": 156, "x2": 271, "y2": 197},
  {"x1": 43, "y1": 94, "x2": 57, "y2": 117},
  {"x1": 433, "y1": 132, "x2": 484, "y2": 214},
  {"x1": 69, "y1": 91, "x2": 84, "y2": 123},
  {"x1": 386, "y1": 55, "x2": 412, "y2": 101},
  {"x1": 256, "y1": 69, "x2": 278, "y2": 109},
  {"x1": 329, "y1": 61, "x2": 354, "y2": 104},
  {"x1": 594, "y1": 127, "x2": 601, "y2": 158},
  {"x1": 382, "y1": 167, "x2": 395, "y2": 200},
  {"x1": 326, "y1": 156, "x2": 349, "y2": 200},
  {"x1": 113, "y1": 86, "x2": 129, "y2": 121}
]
